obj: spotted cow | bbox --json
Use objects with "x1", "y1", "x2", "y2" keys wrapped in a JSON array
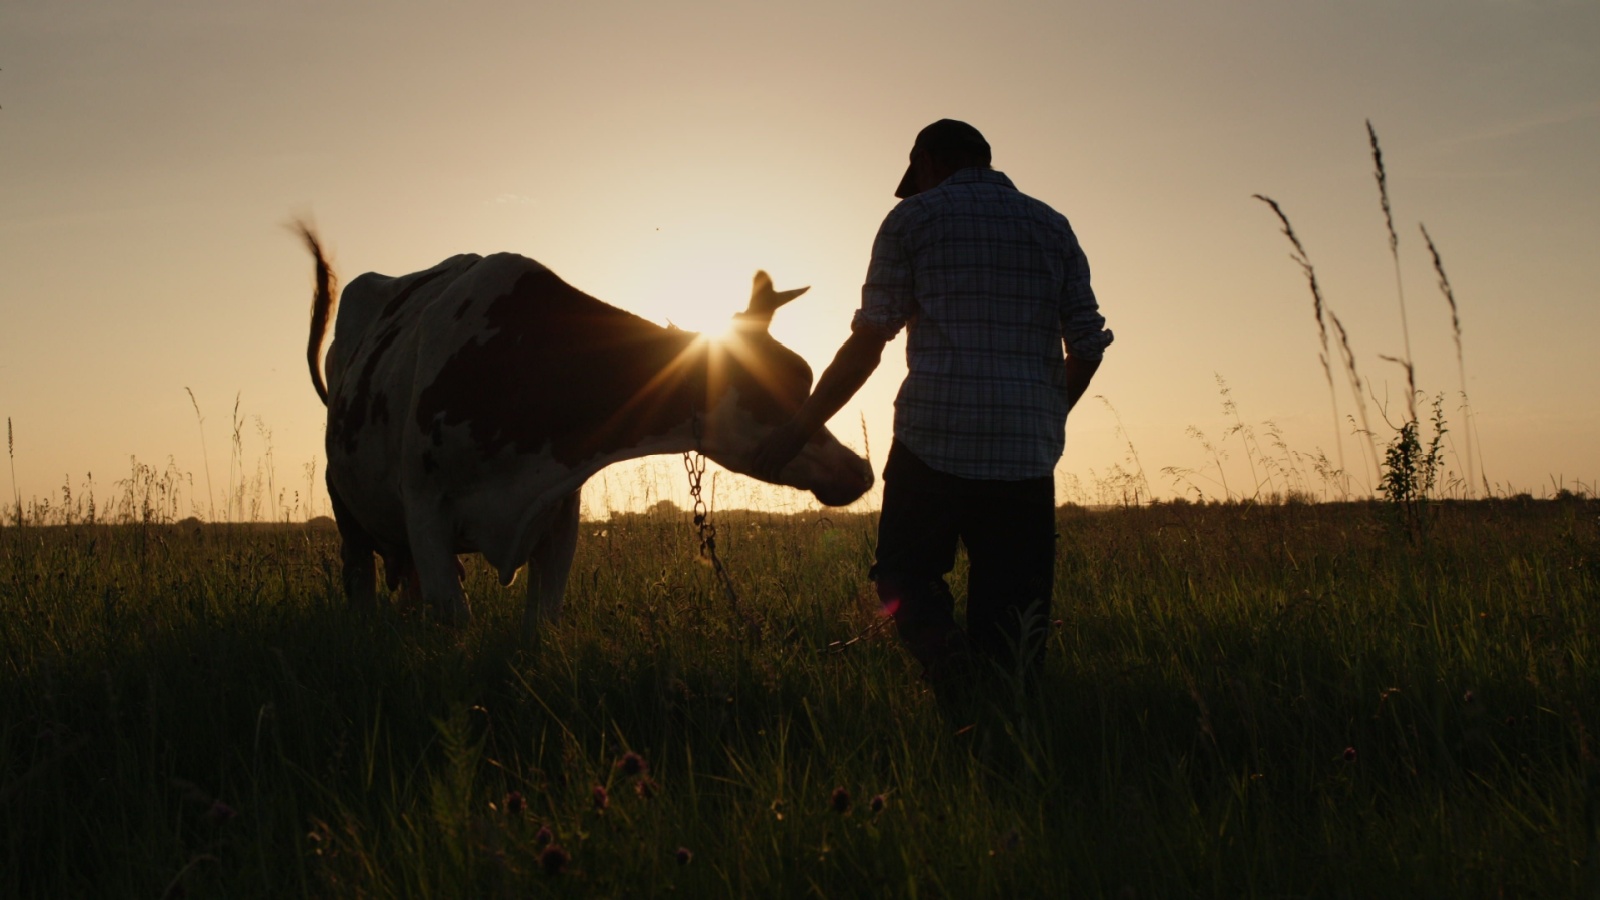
[{"x1": 299, "y1": 227, "x2": 872, "y2": 633}]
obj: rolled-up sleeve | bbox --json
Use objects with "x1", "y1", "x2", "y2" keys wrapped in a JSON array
[
  {"x1": 1059, "y1": 241, "x2": 1113, "y2": 361},
  {"x1": 853, "y1": 209, "x2": 916, "y2": 340}
]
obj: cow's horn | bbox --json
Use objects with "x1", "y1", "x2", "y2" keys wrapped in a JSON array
[{"x1": 739, "y1": 270, "x2": 809, "y2": 328}]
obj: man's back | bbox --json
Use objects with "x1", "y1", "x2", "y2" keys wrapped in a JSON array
[{"x1": 855, "y1": 167, "x2": 1111, "y2": 480}]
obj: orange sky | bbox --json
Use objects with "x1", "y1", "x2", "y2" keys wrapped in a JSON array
[{"x1": 3, "y1": 1, "x2": 1597, "y2": 518}]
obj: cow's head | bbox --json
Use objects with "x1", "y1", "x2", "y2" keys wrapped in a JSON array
[{"x1": 696, "y1": 272, "x2": 873, "y2": 507}]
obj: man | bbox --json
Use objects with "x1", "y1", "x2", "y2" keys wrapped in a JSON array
[{"x1": 750, "y1": 119, "x2": 1112, "y2": 684}]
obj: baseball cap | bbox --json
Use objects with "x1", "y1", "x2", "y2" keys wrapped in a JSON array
[{"x1": 894, "y1": 119, "x2": 992, "y2": 199}]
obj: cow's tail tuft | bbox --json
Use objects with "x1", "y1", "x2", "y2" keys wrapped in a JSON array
[{"x1": 297, "y1": 221, "x2": 337, "y2": 406}]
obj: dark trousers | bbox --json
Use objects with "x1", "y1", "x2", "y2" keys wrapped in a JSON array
[{"x1": 872, "y1": 440, "x2": 1057, "y2": 674}]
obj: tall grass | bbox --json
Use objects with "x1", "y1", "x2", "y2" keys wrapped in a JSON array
[
  {"x1": 1367, "y1": 122, "x2": 1484, "y2": 500},
  {"x1": 1093, "y1": 397, "x2": 1153, "y2": 505},
  {"x1": 1421, "y1": 224, "x2": 1481, "y2": 495},
  {"x1": 1327, "y1": 310, "x2": 1381, "y2": 486},
  {"x1": 1369, "y1": 120, "x2": 1418, "y2": 424},
  {"x1": 1161, "y1": 376, "x2": 1330, "y2": 504},
  {"x1": 185, "y1": 388, "x2": 218, "y2": 522},
  {"x1": 1256, "y1": 122, "x2": 1496, "y2": 504},
  {"x1": 3, "y1": 499, "x2": 1597, "y2": 897},
  {"x1": 6, "y1": 417, "x2": 17, "y2": 526},
  {"x1": 1252, "y1": 195, "x2": 1349, "y2": 492}
]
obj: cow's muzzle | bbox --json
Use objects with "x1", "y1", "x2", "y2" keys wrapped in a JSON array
[{"x1": 810, "y1": 455, "x2": 874, "y2": 507}]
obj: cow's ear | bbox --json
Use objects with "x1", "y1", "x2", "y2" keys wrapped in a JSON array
[{"x1": 739, "y1": 270, "x2": 810, "y2": 328}]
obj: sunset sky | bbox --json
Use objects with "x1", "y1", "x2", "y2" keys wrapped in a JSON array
[{"x1": 3, "y1": 0, "x2": 1596, "y2": 518}]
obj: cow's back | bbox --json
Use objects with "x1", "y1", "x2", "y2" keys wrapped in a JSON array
[
  {"x1": 409, "y1": 254, "x2": 693, "y2": 472},
  {"x1": 327, "y1": 254, "x2": 482, "y2": 389}
]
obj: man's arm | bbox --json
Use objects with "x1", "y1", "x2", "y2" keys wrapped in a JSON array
[
  {"x1": 748, "y1": 329, "x2": 889, "y2": 480},
  {"x1": 1057, "y1": 224, "x2": 1110, "y2": 414},
  {"x1": 1064, "y1": 353, "x2": 1101, "y2": 413}
]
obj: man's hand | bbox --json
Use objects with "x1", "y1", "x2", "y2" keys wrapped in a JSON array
[
  {"x1": 1064, "y1": 354, "x2": 1101, "y2": 413},
  {"x1": 748, "y1": 419, "x2": 813, "y2": 482},
  {"x1": 747, "y1": 328, "x2": 889, "y2": 483}
]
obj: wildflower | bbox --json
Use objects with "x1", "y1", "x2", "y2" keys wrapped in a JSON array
[
  {"x1": 534, "y1": 824, "x2": 553, "y2": 848},
  {"x1": 869, "y1": 794, "x2": 886, "y2": 814},
  {"x1": 504, "y1": 790, "x2": 525, "y2": 816},
  {"x1": 634, "y1": 776, "x2": 659, "y2": 800},
  {"x1": 674, "y1": 846, "x2": 693, "y2": 865},
  {"x1": 539, "y1": 843, "x2": 570, "y2": 876},
  {"x1": 617, "y1": 751, "x2": 648, "y2": 777},
  {"x1": 830, "y1": 786, "x2": 851, "y2": 814},
  {"x1": 205, "y1": 799, "x2": 238, "y2": 824},
  {"x1": 1342, "y1": 746, "x2": 1357, "y2": 762},
  {"x1": 592, "y1": 784, "x2": 610, "y2": 812}
]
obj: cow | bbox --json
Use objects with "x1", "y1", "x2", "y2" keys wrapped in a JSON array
[{"x1": 299, "y1": 227, "x2": 873, "y2": 635}]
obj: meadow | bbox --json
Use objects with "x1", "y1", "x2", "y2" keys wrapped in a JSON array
[
  {"x1": 5, "y1": 123, "x2": 1596, "y2": 897},
  {"x1": 3, "y1": 495, "x2": 1597, "y2": 898}
]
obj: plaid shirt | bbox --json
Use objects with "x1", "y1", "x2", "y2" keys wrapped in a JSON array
[{"x1": 853, "y1": 168, "x2": 1112, "y2": 480}]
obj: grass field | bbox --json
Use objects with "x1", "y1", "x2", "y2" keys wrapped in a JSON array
[{"x1": 3, "y1": 497, "x2": 1598, "y2": 898}]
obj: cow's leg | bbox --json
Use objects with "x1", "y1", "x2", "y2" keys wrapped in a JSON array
[
  {"x1": 388, "y1": 553, "x2": 425, "y2": 614},
  {"x1": 523, "y1": 489, "x2": 581, "y2": 638},
  {"x1": 328, "y1": 481, "x2": 378, "y2": 610},
  {"x1": 405, "y1": 513, "x2": 471, "y2": 626}
]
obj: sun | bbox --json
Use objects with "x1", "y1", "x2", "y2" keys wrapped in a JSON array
[{"x1": 633, "y1": 254, "x2": 758, "y2": 340}]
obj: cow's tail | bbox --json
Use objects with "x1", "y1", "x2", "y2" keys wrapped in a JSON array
[{"x1": 297, "y1": 221, "x2": 337, "y2": 406}]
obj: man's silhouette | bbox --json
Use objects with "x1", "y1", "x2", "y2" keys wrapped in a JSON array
[{"x1": 752, "y1": 119, "x2": 1112, "y2": 686}]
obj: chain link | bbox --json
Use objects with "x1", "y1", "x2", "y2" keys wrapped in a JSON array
[{"x1": 683, "y1": 414, "x2": 760, "y2": 640}]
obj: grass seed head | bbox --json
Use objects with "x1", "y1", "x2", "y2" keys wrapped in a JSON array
[{"x1": 1368, "y1": 119, "x2": 1399, "y2": 255}]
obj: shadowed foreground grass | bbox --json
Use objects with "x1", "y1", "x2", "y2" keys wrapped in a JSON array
[{"x1": 2, "y1": 499, "x2": 1598, "y2": 898}]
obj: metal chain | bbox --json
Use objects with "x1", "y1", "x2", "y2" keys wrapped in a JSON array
[{"x1": 683, "y1": 414, "x2": 760, "y2": 640}]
